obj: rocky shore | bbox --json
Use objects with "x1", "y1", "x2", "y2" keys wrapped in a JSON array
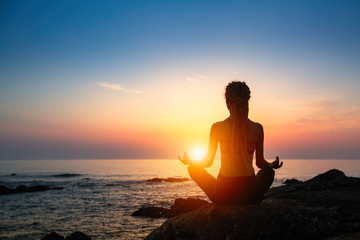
[
  {"x1": 144, "y1": 169, "x2": 360, "y2": 240},
  {"x1": 0, "y1": 185, "x2": 63, "y2": 195},
  {"x1": 132, "y1": 198, "x2": 208, "y2": 218}
]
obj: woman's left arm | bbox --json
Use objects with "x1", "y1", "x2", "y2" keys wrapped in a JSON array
[{"x1": 178, "y1": 123, "x2": 218, "y2": 168}]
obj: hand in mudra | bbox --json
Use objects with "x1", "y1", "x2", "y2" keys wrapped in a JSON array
[
  {"x1": 270, "y1": 156, "x2": 283, "y2": 169},
  {"x1": 178, "y1": 152, "x2": 190, "y2": 165}
]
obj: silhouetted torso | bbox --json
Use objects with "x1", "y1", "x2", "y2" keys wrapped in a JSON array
[{"x1": 214, "y1": 118, "x2": 262, "y2": 177}]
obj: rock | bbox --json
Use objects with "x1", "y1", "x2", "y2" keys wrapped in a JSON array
[
  {"x1": 145, "y1": 169, "x2": 360, "y2": 240},
  {"x1": 15, "y1": 185, "x2": 27, "y2": 192},
  {"x1": 147, "y1": 177, "x2": 188, "y2": 183},
  {"x1": 132, "y1": 198, "x2": 209, "y2": 218},
  {"x1": 170, "y1": 198, "x2": 209, "y2": 216},
  {"x1": 308, "y1": 169, "x2": 346, "y2": 182},
  {"x1": 53, "y1": 174, "x2": 83, "y2": 178},
  {"x1": 42, "y1": 232, "x2": 65, "y2": 240},
  {"x1": 283, "y1": 178, "x2": 302, "y2": 185},
  {"x1": 10, "y1": 173, "x2": 17, "y2": 176},
  {"x1": 0, "y1": 185, "x2": 63, "y2": 195},
  {"x1": 147, "y1": 178, "x2": 163, "y2": 182},
  {"x1": 132, "y1": 206, "x2": 172, "y2": 218},
  {"x1": 65, "y1": 231, "x2": 91, "y2": 240},
  {"x1": 163, "y1": 177, "x2": 188, "y2": 182},
  {"x1": 0, "y1": 185, "x2": 12, "y2": 195},
  {"x1": 27, "y1": 185, "x2": 50, "y2": 192}
]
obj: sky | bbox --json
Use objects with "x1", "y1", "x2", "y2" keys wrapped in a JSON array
[{"x1": 0, "y1": 0, "x2": 359, "y2": 160}]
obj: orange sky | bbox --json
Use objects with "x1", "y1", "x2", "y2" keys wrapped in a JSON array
[{"x1": 1, "y1": 70, "x2": 359, "y2": 159}]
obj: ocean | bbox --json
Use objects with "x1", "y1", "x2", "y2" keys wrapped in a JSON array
[{"x1": 0, "y1": 159, "x2": 359, "y2": 240}]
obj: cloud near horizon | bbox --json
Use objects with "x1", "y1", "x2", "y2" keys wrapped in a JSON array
[
  {"x1": 95, "y1": 81, "x2": 143, "y2": 94},
  {"x1": 186, "y1": 75, "x2": 211, "y2": 84}
]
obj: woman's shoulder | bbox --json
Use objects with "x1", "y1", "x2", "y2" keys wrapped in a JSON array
[
  {"x1": 247, "y1": 119, "x2": 263, "y2": 132},
  {"x1": 211, "y1": 119, "x2": 231, "y2": 139},
  {"x1": 212, "y1": 118, "x2": 230, "y2": 127},
  {"x1": 211, "y1": 118, "x2": 230, "y2": 133}
]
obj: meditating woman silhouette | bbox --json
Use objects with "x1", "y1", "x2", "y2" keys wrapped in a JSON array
[{"x1": 178, "y1": 81, "x2": 283, "y2": 204}]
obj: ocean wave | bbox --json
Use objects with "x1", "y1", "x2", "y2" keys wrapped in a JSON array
[{"x1": 105, "y1": 180, "x2": 140, "y2": 187}]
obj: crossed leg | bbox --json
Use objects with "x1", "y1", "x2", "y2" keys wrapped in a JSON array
[
  {"x1": 188, "y1": 165, "x2": 217, "y2": 202},
  {"x1": 188, "y1": 165, "x2": 275, "y2": 203},
  {"x1": 255, "y1": 167, "x2": 275, "y2": 198}
]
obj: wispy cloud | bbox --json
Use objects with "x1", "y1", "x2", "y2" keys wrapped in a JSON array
[
  {"x1": 186, "y1": 75, "x2": 211, "y2": 84},
  {"x1": 95, "y1": 81, "x2": 143, "y2": 94}
]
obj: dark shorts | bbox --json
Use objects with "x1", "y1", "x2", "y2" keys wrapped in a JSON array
[{"x1": 214, "y1": 174, "x2": 263, "y2": 204}]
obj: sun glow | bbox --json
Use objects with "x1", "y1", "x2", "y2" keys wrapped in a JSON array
[{"x1": 190, "y1": 147, "x2": 206, "y2": 161}]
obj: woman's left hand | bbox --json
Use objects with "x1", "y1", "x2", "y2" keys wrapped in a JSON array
[
  {"x1": 178, "y1": 152, "x2": 190, "y2": 165},
  {"x1": 269, "y1": 156, "x2": 283, "y2": 169}
]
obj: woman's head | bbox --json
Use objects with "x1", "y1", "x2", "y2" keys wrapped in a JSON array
[
  {"x1": 224, "y1": 81, "x2": 251, "y2": 165},
  {"x1": 225, "y1": 81, "x2": 251, "y2": 117}
]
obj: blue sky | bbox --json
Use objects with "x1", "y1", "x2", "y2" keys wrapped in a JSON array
[
  {"x1": 0, "y1": 0, "x2": 360, "y2": 159},
  {"x1": 2, "y1": 0, "x2": 359, "y2": 75}
]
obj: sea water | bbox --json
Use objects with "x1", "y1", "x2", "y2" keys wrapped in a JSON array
[{"x1": 0, "y1": 159, "x2": 359, "y2": 240}]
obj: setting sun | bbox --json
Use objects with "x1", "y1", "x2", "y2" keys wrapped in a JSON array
[{"x1": 190, "y1": 147, "x2": 206, "y2": 161}]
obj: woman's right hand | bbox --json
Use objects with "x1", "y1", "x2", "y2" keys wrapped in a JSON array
[
  {"x1": 269, "y1": 156, "x2": 283, "y2": 169},
  {"x1": 178, "y1": 152, "x2": 190, "y2": 165}
]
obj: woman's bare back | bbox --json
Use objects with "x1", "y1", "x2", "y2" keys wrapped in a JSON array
[{"x1": 214, "y1": 118, "x2": 262, "y2": 153}]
